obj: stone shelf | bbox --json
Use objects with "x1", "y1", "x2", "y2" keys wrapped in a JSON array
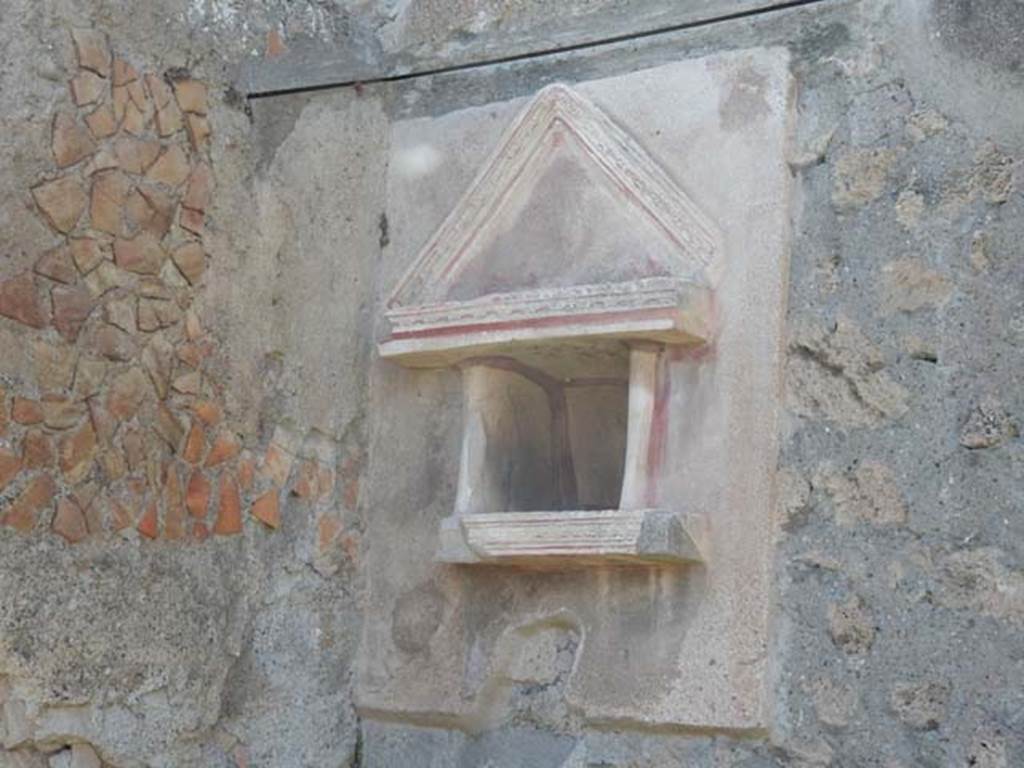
[{"x1": 436, "y1": 509, "x2": 703, "y2": 567}]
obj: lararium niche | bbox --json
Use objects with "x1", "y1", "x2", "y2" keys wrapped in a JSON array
[
  {"x1": 364, "y1": 51, "x2": 793, "y2": 732},
  {"x1": 380, "y1": 84, "x2": 719, "y2": 567}
]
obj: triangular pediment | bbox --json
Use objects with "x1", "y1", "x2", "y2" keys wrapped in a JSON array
[{"x1": 381, "y1": 84, "x2": 723, "y2": 364}]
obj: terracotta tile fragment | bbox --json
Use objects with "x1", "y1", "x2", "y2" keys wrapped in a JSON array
[
  {"x1": 53, "y1": 497, "x2": 89, "y2": 543},
  {"x1": 179, "y1": 207, "x2": 204, "y2": 236},
  {"x1": 146, "y1": 74, "x2": 173, "y2": 108},
  {"x1": 112, "y1": 85, "x2": 130, "y2": 122},
  {"x1": 237, "y1": 454, "x2": 255, "y2": 492},
  {"x1": 121, "y1": 100, "x2": 148, "y2": 135},
  {"x1": 137, "y1": 499, "x2": 159, "y2": 538},
  {"x1": 85, "y1": 147, "x2": 118, "y2": 176},
  {"x1": 12, "y1": 397, "x2": 43, "y2": 425},
  {"x1": 184, "y1": 311, "x2": 202, "y2": 340},
  {"x1": 317, "y1": 512, "x2": 342, "y2": 555},
  {"x1": 113, "y1": 232, "x2": 165, "y2": 274},
  {"x1": 213, "y1": 474, "x2": 242, "y2": 534},
  {"x1": 52, "y1": 112, "x2": 96, "y2": 168},
  {"x1": 171, "y1": 242, "x2": 205, "y2": 285},
  {"x1": 107, "y1": 366, "x2": 149, "y2": 420},
  {"x1": 251, "y1": 490, "x2": 280, "y2": 529},
  {"x1": 172, "y1": 371, "x2": 201, "y2": 395},
  {"x1": 121, "y1": 427, "x2": 145, "y2": 473},
  {"x1": 34, "y1": 339, "x2": 76, "y2": 391},
  {"x1": 2, "y1": 474, "x2": 56, "y2": 531},
  {"x1": 58, "y1": 420, "x2": 97, "y2": 484},
  {"x1": 173, "y1": 79, "x2": 208, "y2": 115},
  {"x1": 69, "y1": 70, "x2": 106, "y2": 106},
  {"x1": 260, "y1": 443, "x2": 294, "y2": 487},
  {"x1": 34, "y1": 246, "x2": 78, "y2": 284},
  {"x1": 71, "y1": 28, "x2": 111, "y2": 76},
  {"x1": 183, "y1": 162, "x2": 212, "y2": 212},
  {"x1": 266, "y1": 28, "x2": 286, "y2": 58},
  {"x1": 41, "y1": 394, "x2": 87, "y2": 430},
  {"x1": 193, "y1": 400, "x2": 221, "y2": 426},
  {"x1": 0, "y1": 447, "x2": 21, "y2": 490},
  {"x1": 135, "y1": 186, "x2": 176, "y2": 237},
  {"x1": 98, "y1": 448, "x2": 126, "y2": 482},
  {"x1": 192, "y1": 520, "x2": 209, "y2": 540},
  {"x1": 84, "y1": 104, "x2": 118, "y2": 139},
  {"x1": 186, "y1": 470, "x2": 211, "y2": 519},
  {"x1": 126, "y1": 79, "x2": 149, "y2": 111},
  {"x1": 0, "y1": 272, "x2": 48, "y2": 329},
  {"x1": 110, "y1": 498, "x2": 133, "y2": 531},
  {"x1": 91, "y1": 323, "x2": 136, "y2": 361},
  {"x1": 87, "y1": 398, "x2": 116, "y2": 445},
  {"x1": 33, "y1": 177, "x2": 87, "y2": 234},
  {"x1": 51, "y1": 284, "x2": 95, "y2": 342},
  {"x1": 112, "y1": 58, "x2": 137, "y2": 86},
  {"x1": 205, "y1": 430, "x2": 240, "y2": 467},
  {"x1": 89, "y1": 170, "x2": 131, "y2": 235},
  {"x1": 69, "y1": 237, "x2": 104, "y2": 275},
  {"x1": 21, "y1": 434, "x2": 53, "y2": 468},
  {"x1": 163, "y1": 465, "x2": 186, "y2": 540},
  {"x1": 185, "y1": 113, "x2": 211, "y2": 151},
  {"x1": 146, "y1": 145, "x2": 190, "y2": 187},
  {"x1": 154, "y1": 404, "x2": 184, "y2": 451},
  {"x1": 183, "y1": 422, "x2": 205, "y2": 464},
  {"x1": 294, "y1": 460, "x2": 319, "y2": 499},
  {"x1": 137, "y1": 297, "x2": 181, "y2": 331},
  {"x1": 115, "y1": 137, "x2": 161, "y2": 174},
  {"x1": 154, "y1": 101, "x2": 184, "y2": 137},
  {"x1": 141, "y1": 335, "x2": 174, "y2": 398}
]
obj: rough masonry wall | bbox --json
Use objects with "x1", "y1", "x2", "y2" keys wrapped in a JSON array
[{"x1": 1, "y1": 1, "x2": 1023, "y2": 767}]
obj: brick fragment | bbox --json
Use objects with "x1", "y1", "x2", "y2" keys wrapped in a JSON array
[
  {"x1": 53, "y1": 497, "x2": 89, "y2": 543},
  {"x1": 1, "y1": 473, "x2": 56, "y2": 531},
  {"x1": 52, "y1": 111, "x2": 96, "y2": 168},
  {"x1": 87, "y1": 398, "x2": 116, "y2": 446},
  {"x1": 0, "y1": 447, "x2": 21, "y2": 490},
  {"x1": 173, "y1": 79, "x2": 208, "y2": 115},
  {"x1": 21, "y1": 434, "x2": 53, "y2": 468},
  {"x1": 71, "y1": 28, "x2": 111, "y2": 76},
  {"x1": 12, "y1": 397, "x2": 43, "y2": 425},
  {"x1": 135, "y1": 186, "x2": 176, "y2": 238},
  {"x1": 147, "y1": 146, "x2": 190, "y2": 188},
  {"x1": 214, "y1": 473, "x2": 242, "y2": 534},
  {"x1": 183, "y1": 162, "x2": 212, "y2": 211},
  {"x1": 112, "y1": 58, "x2": 138, "y2": 86},
  {"x1": 137, "y1": 499, "x2": 159, "y2": 539},
  {"x1": 171, "y1": 242, "x2": 205, "y2": 285},
  {"x1": 33, "y1": 176, "x2": 87, "y2": 234},
  {"x1": 59, "y1": 420, "x2": 97, "y2": 484},
  {"x1": 34, "y1": 246, "x2": 78, "y2": 284},
  {"x1": 114, "y1": 232, "x2": 165, "y2": 274},
  {"x1": 251, "y1": 490, "x2": 280, "y2": 529},
  {"x1": 186, "y1": 470, "x2": 211, "y2": 518},
  {"x1": 89, "y1": 171, "x2": 131, "y2": 235},
  {"x1": 69, "y1": 237, "x2": 104, "y2": 275},
  {"x1": 69, "y1": 70, "x2": 106, "y2": 106},
  {"x1": 192, "y1": 520, "x2": 209, "y2": 541},
  {"x1": 112, "y1": 85, "x2": 130, "y2": 122},
  {"x1": 237, "y1": 454, "x2": 255, "y2": 492},
  {"x1": 121, "y1": 427, "x2": 145, "y2": 473},
  {"x1": 154, "y1": 100, "x2": 184, "y2": 137},
  {"x1": 84, "y1": 147, "x2": 118, "y2": 176},
  {"x1": 205, "y1": 430, "x2": 240, "y2": 467},
  {"x1": 51, "y1": 283, "x2": 95, "y2": 342}
]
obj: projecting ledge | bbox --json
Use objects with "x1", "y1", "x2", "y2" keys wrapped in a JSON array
[{"x1": 437, "y1": 509, "x2": 704, "y2": 567}]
